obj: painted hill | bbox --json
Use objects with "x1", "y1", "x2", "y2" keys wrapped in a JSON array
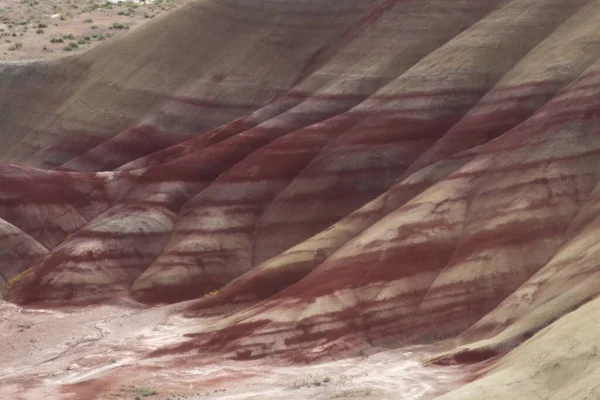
[{"x1": 4, "y1": 0, "x2": 600, "y2": 398}]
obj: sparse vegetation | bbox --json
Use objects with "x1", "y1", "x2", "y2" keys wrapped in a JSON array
[
  {"x1": 115, "y1": 385, "x2": 159, "y2": 400},
  {"x1": 292, "y1": 376, "x2": 334, "y2": 389},
  {"x1": 8, "y1": 42, "x2": 23, "y2": 51},
  {"x1": 110, "y1": 22, "x2": 129, "y2": 29},
  {"x1": 203, "y1": 289, "x2": 219, "y2": 298},
  {"x1": 4, "y1": 266, "x2": 33, "y2": 295},
  {"x1": 63, "y1": 41, "x2": 78, "y2": 51},
  {"x1": 0, "y1": 0, "x2": 186, "y2": 61},
  {"x1": 135, "y1": 387, "x2": 158, "y2": 397}
]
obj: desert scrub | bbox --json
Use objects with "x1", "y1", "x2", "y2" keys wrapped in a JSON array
[
  {"x1": 50, "y1": 36, "x2": 64, "y2": 43},
  {"x1": 136, "y1": 387, "x2": 158, "y2": 397},
  {"x1": 110, "y1": 22, "x2": 129, "y2": 30},
  {"x1": 8, "y1": 42, "x2": 23, "y2": 51},
  {"x1": 64, "y1": 42, "x2": 79, "y2": 51},
  {"x1": 36, "y1": 29, "x2": 44, "y2": 34},
  {"x1": 83, "y1": 18, "x2": 93, "y2": 23}
]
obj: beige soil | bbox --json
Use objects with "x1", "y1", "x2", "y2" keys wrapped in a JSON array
[{"x1": 0, "y1": 0, "x2": 192, "y2": 61}]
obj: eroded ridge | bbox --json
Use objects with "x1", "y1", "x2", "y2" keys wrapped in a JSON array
[{"x1": 3, "y1": 0, "x2": 600, "y2": 399}]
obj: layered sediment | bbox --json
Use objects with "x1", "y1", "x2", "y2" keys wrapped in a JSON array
[{"x1": 4, "y1": 0, "x2": 600, "y2": 398}]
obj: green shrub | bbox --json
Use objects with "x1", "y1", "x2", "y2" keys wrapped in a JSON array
[
  {"x1": 8, "y1": 42, "x2": 23, "y2": 51},
  {"x1": 136, "y1": 387, "x2": 158, "y2": 397},
  {"x1": 63, "y1": 41, "x2": 78, "y2": 51},
  {"x1": 110, "y1": 22, "x2": 129, "y2": 30}
]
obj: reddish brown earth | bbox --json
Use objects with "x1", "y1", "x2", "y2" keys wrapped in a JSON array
[{"x1": 3, "y1": 0, "x2": 600, "y2": 398}]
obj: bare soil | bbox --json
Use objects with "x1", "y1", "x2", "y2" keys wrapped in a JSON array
[
  {"x1": 0, "y1": 0, "x2": 192, "y2": 61},
  {"x1": 0, "y1": 299, "x2": 474, "y2": 400}
]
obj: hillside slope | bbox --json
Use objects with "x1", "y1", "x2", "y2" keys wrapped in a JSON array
[{"x1": 3, "y1": 0, "x2": 600, "y2": 399}]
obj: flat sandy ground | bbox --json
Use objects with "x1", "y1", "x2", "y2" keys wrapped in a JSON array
[
  {"x1": 0, "y1": 0, "x2": 192, "y2": 61},
  {"x1": 0, "y1": 299, "x2": 474, "y2": 400}
]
